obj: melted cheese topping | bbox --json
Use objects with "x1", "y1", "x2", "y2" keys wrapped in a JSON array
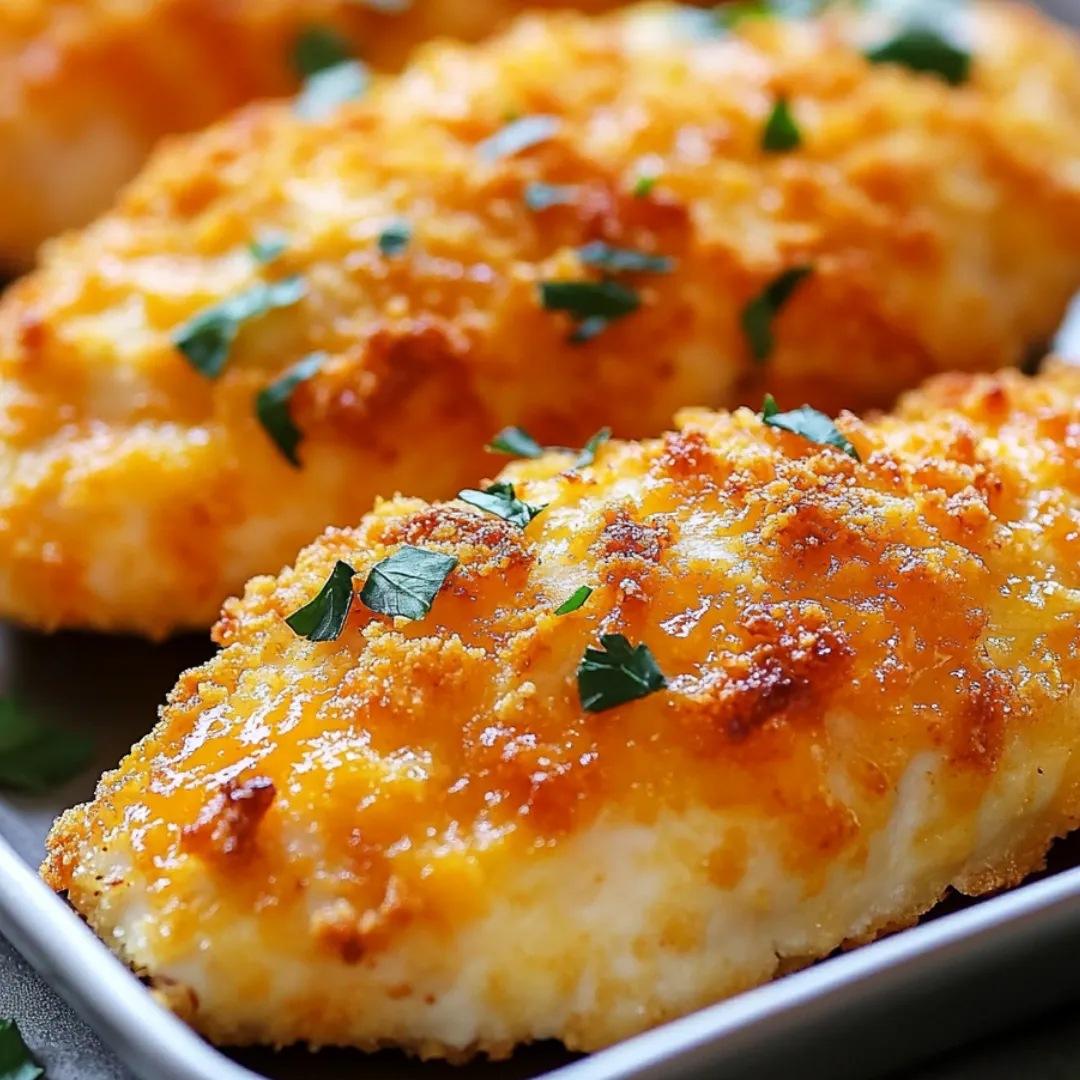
[{"x1": 44, "y1": 363, "x2": 1080, "y2": 1055}]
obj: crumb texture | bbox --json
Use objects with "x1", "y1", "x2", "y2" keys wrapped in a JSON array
[{"x1": 44, "y1": 362, "x2": 1080, "y2": 1056}]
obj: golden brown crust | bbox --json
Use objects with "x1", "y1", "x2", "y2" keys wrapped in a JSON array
[
  {"x1": 0, "y1": 0, "x2": 658, "y2": 266},
  {"x1": 5, "y1": 1, "x2": 1080, "y2": 636},
  {"x1": 43, "y1": 362, "x2": 1080, "y2": 1055}
]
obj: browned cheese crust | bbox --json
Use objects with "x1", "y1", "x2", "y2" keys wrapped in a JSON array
[
  {"x1": 44, "y1": 362, "x2": 1080, "y2": 1056},
  {"x1": 4, "y1": 1, "x2": 1080, "y2": 636},
  {"x1": 0, "y1": 0, "x2": 666, "y2": 266}
]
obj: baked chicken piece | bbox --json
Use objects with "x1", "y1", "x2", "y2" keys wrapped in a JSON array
[
  {"x1": 0, "y1": 0, "x2": 668, "y2": 268},
  {"x1": 44, "y1": 361, "x2": 1080, "y2": 1056},
  {"x1": 5, "y1": 1, "x2": 1080, "y2": 637}
]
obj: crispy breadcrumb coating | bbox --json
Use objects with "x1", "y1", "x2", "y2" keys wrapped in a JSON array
[
  {"x1": 44, "y1": 361, "x2": 1080, "y2": 1057},
  {"x1": 0, "y1": 0, "x2": 659, "y2": 267},
  {"x1": 4, "y1": 2, "x2": 1080, "y2": 638}
]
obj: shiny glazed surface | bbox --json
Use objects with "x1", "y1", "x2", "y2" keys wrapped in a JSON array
[{"x1": 44, "y1": 363, "x2": 1080, "y2": 1056}]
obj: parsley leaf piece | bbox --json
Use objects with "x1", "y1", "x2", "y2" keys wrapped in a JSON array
[
  {"x1": 717, "y1": 0, "x2": 831, "y2": 26},
  {"x1": 0, "y1": 1019, "x2": 43, "y2": 1080},
  {"x1": 360, "y1": 546, "x2": 458, "y2": 620},
  {"x1": 866, "y1": 26, "x2": 971, "y2": 86},
  {"x1": 292, "y1": 25, "x2": 353, "y2": 78},
  {"x1": 286, "y1": 560, "x2": 357, "y2": 641},
  {"x1": 539, "y1": 280, "x2": 640, "y2": 344},
  {"x1": 295, "y1": 59, "x2": 369, "y2": 120},
  {"x1": 760, "y1": 394, "x2": 859, "y2": 460},
  {"x1": 555, "y1": 586, "x2": 593, "y2": 616},
  {"x1": 350, "y1": 0, "x2": 411, "y2": 9},
  {"x1": 524, "y1": 182, "x2": 579, "y2": 212},
  {"x1": 573, "y1": 427, "x2": 611, "y2": 469},
  {"x1": 762, "y1": 96, "x2": 801, "y2": 152},
  {"x1": 631, "y1": 174, "x2": 657, "y2": 199},
  {"x1": 458, "y1": 481, "x2": 546, "y2": 528},
  {"x1": 740, "y1": 265, "x2": 812, "y2": 364},
  {"x1": 173, "y1": 276, "x2": 306, "y2": 379},
  {"x1": 577, "y1": 241, "x2": 674, "y2": 276},
  {"x1": 577, "y1": 634, "x2": 667, "y2": 713},
  {"x1": 249, "y1": 232, "x2": 289, "y2": 264},
  {"x1": 378, "y1": 220, "x2": 412, "y2": 257},
  {"x1": 487, "y1": 427, "x2": 545, "y2": 458},
  {"x1": 0, "y1": 699, "x2": 91, "y2": 794},
  {"x1": 256, "y1": 352, "x2": 324, "y2": 467},
  {"x1": 478, "y1": 115, "x2": 560, "y2": 162}
]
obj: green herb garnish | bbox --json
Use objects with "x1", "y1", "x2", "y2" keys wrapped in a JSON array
[
  {"x1": 487, "y1": 427, "x2": 544, "y2": 458},
  {"x1": 249, "y1": 232, "x2": 289, "y2": 265},
  {"x1": 762, "y1": 96, "x2": 801, "y2": 152},
  {"x1": 0, "y1": 1019, "x2": 43, "y2": 1080},
  {"x1": 360, "y1": 546, "x2": 458, "y2": 620},
  {"x1": 378, "y1": 220, "x2": 412, "y2": 257},
  {"x1": 256, "y1": 352, "x2": 324, "y2": 467},
  {"x1": 573, "y1": 427, "x2": 611, "y2": 469},
  {"x1": 0, "y1": 699, "x2": 91, "y2": 794},
  {"x1": 760, "y1": 394, "x2": 859, "y2": 460},
  {"x1": 539, "y1": 280, "x2": 640, "y2": 344},
  {"x1": 631, "y1": 175, "x2": 658, "y2": 199},
  {"x1": 866, "y1": 26, "x2": 971, "y2": 86},
  {"x1": 524, "y1": 182, "x2": 578, "y2": 212},
  {"x1": 458, "y1": 482, "x2": 546, "y2": 528},
  {"x1": 478, "y1": 115, "x2": 560, "y2": 162},
  {"x1": 555, "y1": 586, "x2": 593, "y2": 616},
  {"x1": 295, "y1": 60, "x2": 369, "y2": 120},
  {"x1": 577, "y1": 634, "x2": 667, "y2": 713},
  {"x1": 715, "y1": 0, "x2": 831, "y2": 26},
  {"x1": 286, "y1": 560, "x2": 357, "y2": 641},
  {"x1": 173, "y1": 276, "x2": 306, "y2": 379},
  {"x1": 577, "y1": 241, "x2": 674, "y2": 275},
  {"x1": 741, "y1": 265, "x2": 812, "y2": 364},
  {"x1": 292, "y1": 26, "x2": 352, "y2": 78}
]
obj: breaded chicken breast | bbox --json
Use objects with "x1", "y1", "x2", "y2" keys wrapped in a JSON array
[
  {"x1": 0, "y1": 0, "x2": 664, "y2": 267},
  {"x1": 5, "y1": 1, "x2": 1080, "y2": 638},
  {"x1": 44, "y1": 362, "x2": 1080, "y2": 1056}
]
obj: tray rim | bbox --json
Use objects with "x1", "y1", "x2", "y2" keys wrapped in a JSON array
[{"x1": 7, "y1": 830, "x2": 1080, "y2": 1080}]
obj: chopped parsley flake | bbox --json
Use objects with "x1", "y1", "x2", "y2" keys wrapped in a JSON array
[
  {"x1": 485, "y1": 425, "x2": 610, "y2": 468},
  {"x1": 295, "y1": 59, "x2": 369, "y2": 120},
  {"x1": 292, "y1": 25, "x2": 353, "y2": 78},
  {"x1": 0, "y1": 1018, "x2": 43, "y2": 1080},
  {"x1": 716, "y1": 0, "x2": 831, "y2": 26},
  {"x1": 487, "y1": 427, "x2": 544, "y2": 458},
  {"x1": 173, "y1": 276, "x2": 306, "y2": 379},
  {"x1": 360, "y1": 545, "x2": 458, "y2": 620},
  {"x1": 478, "y1": 115, "x2": 560, "y2": 162},
  {"x1": 741, "y1": 265, "x2": 812, "y2": 364},
  {"x1": 761, "y1": 394, "x2": 859, "y2": 460},
  {"x1": 0, "y1": 698, "x2": 91, "y2": 794},
  {"x1": 866, "y1": 26, "x2": 971, "y2": 86},
  {"x1": 539, "y1": 280, "x2": 640, "y2": 344},
  {"x1": 377, "y1": 220, "x2": 412, "y2": 257},
  {"x1": 631, "y1": 174, "x2": 658, "y2": 199},
  {"x1": 573, "y1": 427, "x2": 611, "y2": 469},
  {"x1": 524, "y1": 182, "x2": 579, "y2": 212},
  {"x1": 555, "y1": 586, "x2": 593, "y2": 616},
  {"x1": 255, "y1": 352, "x2": 325, "y2": 467},
  {"x1": 285, "y1": 560, "x2": 356, "y2": 641},
  {"x1": 762, "y1": 96, "x2": 801, "y2": 152},
  {"x1": 577, "y1": 634, "x2": 667, "y2": 713},
  {"x1": 458, "y1": 481, "x2": 546, "y2": 528},
  {"x1": 248, "y1": 232, "x2": 289, "y2": 265},
  {"x1": 577, "y1": 241, "x2": 674, "y2": 276}
]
